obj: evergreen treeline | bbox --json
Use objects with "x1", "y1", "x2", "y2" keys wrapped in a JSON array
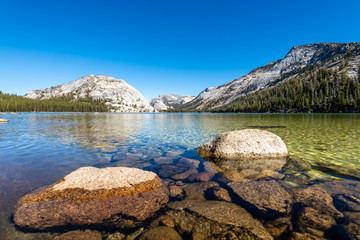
[
  {"x1": 0, "y1": 92, "x2": 109, "y2": 112},
  {"x1": 214, "y1": 65, "x2": 360, "y2": 113}
]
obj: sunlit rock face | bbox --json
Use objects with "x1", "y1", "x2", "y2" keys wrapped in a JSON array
[
  {"x1": 188, "y1": 42, "x2": 360, "y2": 109},
  {"x1": 25, "y1": 75, "x2": 155, "y2": 112},
  {"x1": 198, "y1": 129, "x2": 289, "y2": 170},
  {"x1": 150, "y1": 94, "x2": 195, "y2": 110},
  {"x1": 13, "y1": 167, "x2": 169, "y2": 230}
]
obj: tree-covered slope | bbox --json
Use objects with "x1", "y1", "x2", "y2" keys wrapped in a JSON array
[{"x1": 0, "y1": 92, "x2": 109, "y2": 112}]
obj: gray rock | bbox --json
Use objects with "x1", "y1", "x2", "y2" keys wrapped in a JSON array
[
  {"x1": 198, "y1": 130, "x2": 288, "y2": 172},
  {"x1": 166, "y1": 200, "x2": 273, "y2": 240},
  {"x1": 154, "y1": 157, "x2": 173, "y2": 164},
  {"x1": 13, "y1": 167, "x2": 169, "y2": 230},
  {"x1": 138, "y1": 226, "x2": 182, "y2": 240},
  {"x1": 228, "y1": 180, "x2": 292, "y2": 217}
]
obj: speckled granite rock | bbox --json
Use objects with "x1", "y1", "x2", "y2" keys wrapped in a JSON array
[
  {"x1": 13, "y1": 167, "x2": 168, "y2": 230},
  {"x1": 197, "y1": 129, "x2": 289, "y2": 171}
]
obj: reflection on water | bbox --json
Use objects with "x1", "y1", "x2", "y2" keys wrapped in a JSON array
[{"x1": 0, "y1": 113, "x2": 359, "y2": 239}]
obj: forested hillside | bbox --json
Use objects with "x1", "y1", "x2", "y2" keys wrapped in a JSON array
[
  {"x1": 0, "y1": 92, "x2": 109, "y2": 112},
  {"x1": 214, "y1": 64, "x2": 360, "y2": 113}
]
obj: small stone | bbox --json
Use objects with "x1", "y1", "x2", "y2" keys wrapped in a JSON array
[
  {"x1": 160, "y1": 217, "x2": 175, "y2": 228},
  {"x1": 192, "y1": 232, "x2": 207, "y2": 240},
  {"x1": 261, "y1": 170, "x2": 284, "y2": 180},
  {"x1": 158, "y1": 164, "x2": 190, "y2": 178},
  {"x1": 172, "y1": 169, "x2": 198, "y2": 180},
  {"x1": 165, "y1": 150, "x2": 184, "y2": 158},
  {"x1": 106, "y1": 232, "x2": 126, "y2": 240},
  {"x1": 188, "y1": 172, "x2": 215, "y2": 182},
  {"x1": 0, "y1": 119, "x2": 9, "y2": 123},
  {"x1": 176, "y1": 181, "x2": 185, "y2": 186},
  {"x1": 169, "y1": 185, "x2": 183, "y2": 199},
  {"x1": 154, "y1": 157, "x2": 173, "y2": 164},
  {"x1": 178, "y1": 158, "x2": 200, "y2": 169},
  {"x1": 206, "y1": 186, "x2": 232, "y2": 202},
  {"x1": 183, "y1": 181, "x2": 219, "y2": 200},
  {"x1": 53, "y1": 230, "x2": 102, "y2": 240},
  {"x1": 138, "y1": 226, "x2": 182, "y2": 240}
]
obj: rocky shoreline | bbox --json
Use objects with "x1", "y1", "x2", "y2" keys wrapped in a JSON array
[{"x1": 11, "y1": 130, "x2": 360, "y2": 240}]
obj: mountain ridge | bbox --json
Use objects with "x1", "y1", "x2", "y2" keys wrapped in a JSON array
[
  {"x1": 176, "y1": 42, "x2": 360, "y2": 111},
  {"x1": 25, "y1": 75, "x2": 155, "y2": 113}
]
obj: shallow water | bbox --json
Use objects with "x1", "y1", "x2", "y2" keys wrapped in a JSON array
[{"x1": 0, "y1": 113, "x2": 359, "y2": 239}]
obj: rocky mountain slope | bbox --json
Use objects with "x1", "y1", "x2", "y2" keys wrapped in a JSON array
[
  {"x1": 150, "y1": 94, "x2": 195, "y2": 110},
  {"x1": 183, "y1": 42, "x2": 360, "y2": 110},
  {"x1": 25, "y1": 75, "x2": 155, "y2": 112}
]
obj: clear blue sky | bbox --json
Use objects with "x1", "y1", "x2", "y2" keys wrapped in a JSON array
[{"x1": 0, "y1": 0, "x2": 359, "y2": 100}]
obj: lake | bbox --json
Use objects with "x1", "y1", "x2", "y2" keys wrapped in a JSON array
[{"x1": 0, "y1": 113, "x2": 359, "y2": 239}]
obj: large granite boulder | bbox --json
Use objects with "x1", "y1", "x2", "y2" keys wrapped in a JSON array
[
  {"x1": 13, "y1": 167, "x2": 169, "y2": 230},
  {"x1": 165, "y1": 200, "x2": 273, "y2": 240},
  {"x1": 197, "y1": 129, "x2": 289, "y2": 171}
]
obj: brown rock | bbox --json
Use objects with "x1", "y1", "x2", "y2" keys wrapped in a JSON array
[
  {"x1": 169, "y1": 185, "x2": 183, "y2": 199},
  {"x1": 188, "y1": 172, "x2": 215, "y2": 182},
  {"x1": 228, "y1": 180, "x2": 292, "y2": 217},
  {"x1": 53, "y1": 230, "x2": 102, "y2": 240},
  {"x1": 206, "y1": 186, "x2": 232, "y2": 202},
  {"x1": 160, "y1": 217, "x2": 175, "y2": 228},
  {"x1": 178, "y1": 158, "x2": 200, "y2": 169},
  {"x1": 166, "y1": 200, "x2": 273, "y2": 240},
  {"x1": 106, "y1": 232, "x2": 126, "y2": 240},
  {"x1": 158, "y1": 163, "x2": 190, "y2": 178},
  {"x1": 172, "y1": 169, "x2": 198, "y2": 180},
  {"x1": 183, "y1": 181, "x2": 219, "y2": 200},
  {"x1": 0, "y1": 118, "x2": 9, "y2": 123},
  {"x1": 297, "y1": 207, "x2": 336, "y2": 232},
  {"x1": 138, "y1": 226, "x2": 182, "y2": 240},
  {"x1": 290, "y1": 232, "x2": 324, "y2": 240},
  {"x1": 291, "y1": 185, "x2": 343, "y2": 219},
  {"x1": 13, "y1": 167, "x2": 169, "y2": 230}
]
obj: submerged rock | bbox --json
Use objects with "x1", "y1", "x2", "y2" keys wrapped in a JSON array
[
  {"x1": 13, "y1": 167, "x2": 169, "y2": 230},
  {"x1": 228, "y1": 180, "x2": 292, "y2": 217},
  {"x1": 291, "y1": 185, "x2": 343, "y2": 237},
  {"x1": 53, "y1": 230, "x2": 102, "y2": 240},
  {"x1": 197, "y1": 129, "x2": 289, "y2": 171},
  {"x1": 165, "y1": 200, "x2": 273, "y2": 240},
  {"x1": 138, "y1": 226, "x2": 182, "y2": 240}
]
